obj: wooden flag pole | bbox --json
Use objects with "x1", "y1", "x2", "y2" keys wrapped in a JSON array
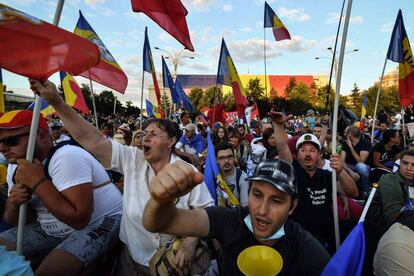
[
  {"x1": 263, "y1": 25, "x2": 268, "y2": 101},
  {"x1": 16, "y1": 0, "x2": 66, "y2": 255},
  {"x1": 330, "y1": 0, "x2": 354, "y2": 251}
]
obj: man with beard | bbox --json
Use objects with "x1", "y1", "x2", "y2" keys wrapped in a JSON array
[
  {"x1": 215, "y1": 143, "x2": 249, "y2": 206},
  {"x1": 28, "y1": 80, "x2": 213, "y2": 275},
  {"x1": 268, "y1": 112, "x2": 358, "y2": 252},
  {"x1": 142, "y1": 159, "x2": 330, "y2": 275}
]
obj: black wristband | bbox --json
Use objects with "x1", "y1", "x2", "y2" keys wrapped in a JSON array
[{"x1": 31, "y1": 177, "x2": 49, "y2": 193}]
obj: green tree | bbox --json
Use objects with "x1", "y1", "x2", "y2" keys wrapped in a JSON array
[
  {"x1": 290, "y1": 82, "x2": 311, "y2": 103},
  {"x1": 124, "y1": 101, "x2": 140, "y2": 116},
  {"x1": 80, "y1": 83, "x2": 93, "y2": 111},
  {"x1": 200, "y1": 86, "x2": 221, "y2": 108},
  {"x1": 245, "y1": 78, "x2": 264, "y2": 101},
  {"x1": 94, "y1": 90, "x2": 120, "y2": 115},
  {"x1": 160, "y1": 91, "x2": 172, "y2": 118},
  {"x1": 348, "y1": 83, "x2": 361, "y2": 114},
  {"x1": 188, "y1": 87, "x2": 203, "y2": 110},
  {"x1": 284, "y1": 77, "x2": 297, "y2": 98}
]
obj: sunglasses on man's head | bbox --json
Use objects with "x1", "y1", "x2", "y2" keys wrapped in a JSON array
[{"x1": 0, "y1": 132, "x2": 30, "y2": 147}]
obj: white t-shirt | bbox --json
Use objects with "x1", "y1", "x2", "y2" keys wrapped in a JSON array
[
  {"x1": 222, "y1": 168, "x2": 249, "y2": 207},
  {"x1": 54, "y1": 134, "x2": 71, "y2": 144},
  {"x1": 109, "y1": 141, "x2": 213, "y2": 266},
  {"x1": 7, "y1": 145, "x2": 123, "y2": 238}
]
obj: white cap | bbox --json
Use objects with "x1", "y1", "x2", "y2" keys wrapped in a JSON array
[
  {"x1": 184, "y1": 123, "x2": 196, "y2": 131},
  {"x1": 296, "y1": 133, "x2": 321, "y2": 150}
]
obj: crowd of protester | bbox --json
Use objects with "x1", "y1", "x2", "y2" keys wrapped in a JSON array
[{"x1": 0, "y1": 79, "x2": 413, "y2": 275}]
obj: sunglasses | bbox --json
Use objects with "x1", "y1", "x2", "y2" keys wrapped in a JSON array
[{"x1": 0, "y1": 132, "x2": 30, "y2": 147}]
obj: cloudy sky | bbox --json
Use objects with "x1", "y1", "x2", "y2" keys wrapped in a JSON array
[{"x1": 2, "y1": 0, "x2": 414, "y2": 106}]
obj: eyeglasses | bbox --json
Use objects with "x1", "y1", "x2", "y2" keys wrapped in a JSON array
[
  {"x1": 142, "y1": 131, "x2": 168, "y2": 139},
  {"x1": 0, "y1": 132, "x2": 30, "y2": 147},
  {"x1": 217, "y1": 155, "x2": 234, "y2": 162}
]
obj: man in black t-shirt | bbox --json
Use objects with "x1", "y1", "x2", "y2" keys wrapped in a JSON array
[
  {"x1": 142, "y1": 159, "x2": 330, "y2": 275},
  {"x1": 341, "y1": 125, "x2": 371, "y2": 193},
  {"x1": 267, "y1": 112, "x2": 358, "y2": 252}
]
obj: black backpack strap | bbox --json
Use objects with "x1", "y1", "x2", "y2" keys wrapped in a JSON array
[
  {"x1": 44, "y1": 140, "x2": 81, "y2": 179},
  {"x1": 235, "y1": 168, "x2": 242, "y2": 197}
]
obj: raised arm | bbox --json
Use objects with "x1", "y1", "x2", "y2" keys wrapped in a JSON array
[
  {"x1": 269, "y1": 111, "x2": 293, "y2": 164},
  {"x1": 143, "y1": 161, "x2": 209, "y2": 237},
  {"x1": 29, "y1": 80, "x2": 112, "y2": 167},
  {"x1": 330, "y1": 153, "x2": 358, "y2": 197}
]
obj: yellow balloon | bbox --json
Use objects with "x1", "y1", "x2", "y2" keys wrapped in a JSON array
[{"x1": 237, "y1": 245, "x2": 283, "y2": 276}]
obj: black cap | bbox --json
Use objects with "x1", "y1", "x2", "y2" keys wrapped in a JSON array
[{"x1": 246, "y1": 159, "x2": 297, "y2": 196}]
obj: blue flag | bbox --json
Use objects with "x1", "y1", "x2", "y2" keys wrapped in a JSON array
[
  {"x1": 162, "y1": 57, "x2": 180, "y2": 105},
  {"x1": 175, "y1": 79, "x2": 194, "y2": 111},
  {"x1": 204, "y1": 130, "x2": 218, "y2": 203},
  {"x1": 321, "y1": 222, "x2": 365, "y2": 276}
]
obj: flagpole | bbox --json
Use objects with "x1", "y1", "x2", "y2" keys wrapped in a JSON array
[
  {"x1": 402, "y1": 108, "x2": 407, "y2": 148},
  {"x1": 330, "y1": 0, "x2": 354, "y2": 251},
  {"x1": 370, "y1": 58, "x2": 388, "y2": 144},
  {"x1": 264, "y1": 26, "x2": 268, "y2": 101},
  {"x1": 358, "y1": 183, "x2": 378, "y2": 223},
  {"x1": 325, "y1": 0, "x2": 346, "y2": 113},
  {"x1": 88, "y1": 78, "x2": 99, "y2": 129},
  {"x1": 16, "y1": 0, "x2": 66, "y2": 255},
  {"x1": 140, "y1": 69, "x2": 145, "y2": 129},
  {"x1": 113, "y1": 95, "x2": 117, "y2": 114}
]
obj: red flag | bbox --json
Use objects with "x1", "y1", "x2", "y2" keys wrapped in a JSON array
[
  {"x1": 0, "y1": 4, "x2": 100, "y2": 81},
  {"x1": 208, "y1": 103, "x2": 225, "y2": 127},
  {"x1": 131, "y1": 0, "x2": 194, "y2": 51}
]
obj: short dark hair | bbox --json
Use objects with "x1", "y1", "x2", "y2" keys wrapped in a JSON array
[
  {"x1": 382, "y1": 129, "x2": 397, "y2": 144},
  {"x1": 143, "y1": 118, "x2": 181, "y2": 147},
  {"x1": 314, "y1": 123, "x2": 323, "y2": 129},
  {"x1": 180, "y1": 112, "x2": 188, "y2": 119},
  {"x1": 400, "y1": 150, "x2": 414, "y2": 160},
  {"x1": 215, "y1": 142, "x2": 233, "y2": 157}
]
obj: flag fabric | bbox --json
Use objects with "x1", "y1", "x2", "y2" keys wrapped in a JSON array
[
  {"x1": 386, "y1": 9, "x2": 414, "y2": 107},
  {"x1": 146, "y1": 99, "x2": 161, "y2": 118},
  {"x1": 0, "y1": 4, "x2": 100, "y2": 81},
  {"x1": 28, "y1": 98, "x2": 55, "y2": 117},
  {"x1": 175, "y1": 79, "x2": 194, "y2": 112},
  {"x1": 59, "y1": 72, "x2": 89, "y2": 114},
  {"x1": 217, "y1": 39, "x2": 247, "y2": 119},
  {"x1": 204, "y1": 130, "x2": 240, "y2": 206},
  {"x1": 0, "y1": 69, "x2": 5, "y2": 113},
  {"x1": 74, "y1": 11, "x2": 128, "y2": 94},
  {"x1": 143, "y1": 27, "x2": 162, "y2": 109},
  {"x1": 264, "y1": 2, "x2": 291, "y2": 41},
  {"x1": 162, "y1": 57, "x2": 181, "y2": 105},
  {"x1": 361, "y1": 94, "x2": 367, "y2": 119},
  {"x1": 131, "y1": 0, "x2": 194, "y2": 51},
  {"x1": 208, "y1": 103, "x2": 226, "y2": 127},
  {"x1": 321, "y1": 222, "x2": 366, "y2": 276}
]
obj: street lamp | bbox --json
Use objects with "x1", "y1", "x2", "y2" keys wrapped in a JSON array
[
  {"x1": 315, "y1": 47, "x2": 359, "y2": 111},
  {"x1": 154, "y1": 47, "x2": 194, "y2": 80}
]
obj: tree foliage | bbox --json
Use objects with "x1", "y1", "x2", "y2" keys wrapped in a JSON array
[
  {"x1": 245, "y1": 78, "x2": 265, "y2": 101},
  {"x1": 188, "y1": 87, "x2": 203, "y2": 110},
  {"x1": 160, "y1": 91, "x2": 172, "y2": 118}
]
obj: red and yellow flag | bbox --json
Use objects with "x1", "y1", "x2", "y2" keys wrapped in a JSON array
[
  {"x1": 59, "y1": 72, "x2": 89, "y2": 114},
  {"x1": 264, "y1": 2, "x2": 291, "y2": 41}
]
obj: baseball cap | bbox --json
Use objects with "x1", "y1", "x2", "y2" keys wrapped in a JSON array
[
  {"x1": 0, "y1": 110, "x2": 48, "y2": 130},
  {"x1": 296, "y1": 133, "x2": 321, "y2": 150},
  {"x1": 246, "y1": 159, "x2": 297, "y2": 196},
  {"x1": 184, "y1": 123, "x2": 196, "y2": 131},
  {"x1": 306, "y1": 109, "x2": 314, "y2": 116}
]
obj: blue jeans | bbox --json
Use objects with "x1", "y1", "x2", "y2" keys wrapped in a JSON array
[{"x1": 348, "y1": 163, "x2": 370, "y2": 192}]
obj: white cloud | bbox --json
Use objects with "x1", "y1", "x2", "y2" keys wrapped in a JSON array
[
  {"x1": 277, "y1": 7, "x2": 310, "y2": 22},
  {"x1": 182, "y1": 0, "x2": 216, "y2": 11},
  {"x1": 325, "y1": 13, "x2": 363, "y2": 24},
  {"x1": 84, "y1": 0, "x2": 106, "y2": 6},
  {"x1": 380, "y1": 22, "x2": 393, "y2": 32},
  {"x1": 221, "y1": 4, "x2": 233, "y2": 12},
  {"x1": 277, "y1": 35, "x2": 316, "y2": 52},
  {"x1": 239, "y1": 26, "x2": 253, "y2": 33},
  {"x1": 2, "y1": 0, "x2": 35, "y2": 6}
]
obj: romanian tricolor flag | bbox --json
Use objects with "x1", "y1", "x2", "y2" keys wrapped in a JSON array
[
  {"x1": 204, "y1": 130, "x2": 239, "y2": 206},
  {"x1": 28, "y1": 98, "x2": 55, "y2": 117},
  {"x1": 264, "y1": 2, "x2": 291, "y2": 42},
  {"x1": 0, "y1": 4, "x2": 99, "y2": 81},
  {"x1": 387, "y1": 10, "x2": 414, "y2": 107},
  {"x1": 217, "y1": 39, "x2": 247, "y2": 119},
  {"x1": 143, "y1": 27, "x2": 162, "y2": 109},
  {"x1": 356, "y1": 93, "x2": 367, "y2": 130},
  {"x1": 146, "y1": 99, "x2": 161, "y2": 118},
  {"x1": 59, "y1": 72, "x2": 89, "y2": 114},
  {"x1": 74, "y1": 11, "x2": 128, "y2": 94},
  {"x1": 0, "y1": 69, "x2": 5, "y2": 113}
]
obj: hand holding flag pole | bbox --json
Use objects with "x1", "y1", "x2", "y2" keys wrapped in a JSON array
[{"x1": 17, "y1": 0, "x2": 66, "y2": 255}]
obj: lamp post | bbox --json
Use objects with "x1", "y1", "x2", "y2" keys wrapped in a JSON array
[
  {"x1": 154, "y1": 47, "x2": 194, "y2": 80},
  {"x1": 315, "y1": 48, "x2": 359, "y2": 111}
]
